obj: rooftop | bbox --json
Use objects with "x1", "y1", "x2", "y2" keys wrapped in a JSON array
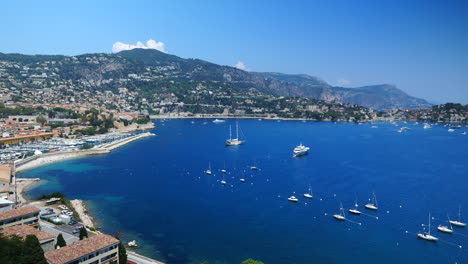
[
  {"x1": 0, "y1": 164, "x2": 11, "y2": 183},
  {"x1": 0, "y1": 224, "x2": 55, "y2": 241},
  {"x1": 0, "y1": 206, "x2": 40, "y2": 221},
  {"x1": 45, "y1": 234, "x2": 119, "y2": 264}
]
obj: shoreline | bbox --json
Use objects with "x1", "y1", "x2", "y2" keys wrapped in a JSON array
[
  {"x1": 16, "y1": 132, "x2": 155, "y2": 221},
  {"x1": 150, "y1": 114, "x2": 393, "y2": 122},
  {"x1": 16, "y1": 132, "x2": 155, "y2": 173},
  {"x1": 71, "y1": 199, "x2": 95, "y2": 229}
]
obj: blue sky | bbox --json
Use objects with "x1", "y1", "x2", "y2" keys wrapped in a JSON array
[{"x1": 2, "y1": 0, "x2": 467, "y2": 103}]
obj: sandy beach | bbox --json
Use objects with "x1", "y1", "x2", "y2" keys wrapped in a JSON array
[{"x1": 15, "y1": 177, "x2": 40, "y2": 204}]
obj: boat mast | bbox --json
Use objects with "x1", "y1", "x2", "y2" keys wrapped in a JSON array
[
  {"x1": 428, "y1": 213, "x2": 431, "y2": 235},
  {"x1": 459, "y1": 205, "x2": 462, "y2": 222},
  {"x1": 236, "y1": 121, "x2": 239, "y2": 140},
  {"x1": 229, "y1": 125, "x2": 232, "y2": 141},
  {"x1": 374, "y1": 192, "x2": 378, "y2": 207}
]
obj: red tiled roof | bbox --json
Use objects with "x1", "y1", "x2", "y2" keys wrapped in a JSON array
[
  {"x1": 0, "y1": 206, "x2": 40, "y2": 221},
  {"x1": 45, "y1": 234, "x2": 119, "y2": 264},
  {"x1": 1, "y1": 224, "x2": 55, "y2": 241}
]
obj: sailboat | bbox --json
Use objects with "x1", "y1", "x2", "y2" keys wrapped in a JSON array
[
  {"x1": 365, "y1": 192, "x2": 378, "y2": 210},
  {"x1": 349, "y1": 198, "x2": 361, "y2": 215},
  {"x1": 418, "y1": 213, "x2": 438, "y2": 241},
  {"x1": 450, "y1": 205, "x2": 467, "y2": 227},
  {"x1": 303, "y1": 185, "x2": 313, "y2": 199},
  {"x1": 205, "y1": 162, "x2": 212, "y2": 175},
  {"x1": 333, "y1": 202, "x2": 346, "y2": 220},
  {"x1": 437, "y1": 214, "x2": 453, "y2": 234},
  {"x1": 225, "y1": 121, "x2": 245, "y2": 146},
  {"x1": 220, "y1": 162, "x2": 227, "y2": 173},
  {"x1": 220, "y1": 175, "x2": 227, "y2": 185},
  {"x1": 288, "y1": 196, "x2": 299, "y2": 202}
]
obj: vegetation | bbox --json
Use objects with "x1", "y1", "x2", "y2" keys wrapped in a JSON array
[
  {"x1": 116, "y1": 236, "x2": 127, "y2": 264},
  {"x1": 55, "y1": 233, "x2": 66, "y2": 249},
  {"x1": 241, "y1": 259, "x2": 265, "y2": 264},
  {"x1": 37, "y1": 192, "x2": 66, "y2": 200},
  {"x1": 79, "y1": 227, "x2": 88, "y2": 240},
  {"x1": 0, "y1": 234, "x2": 47, "y2": 264}
]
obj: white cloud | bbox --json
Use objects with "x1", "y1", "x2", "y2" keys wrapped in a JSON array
[
  {"x1": 336, "y1": 78, "x2": 351, "y2": 86},
  {"x1": 112, "y1": 39, "x2": 166, "y2": 53},
  {"x1": 234, "y1": 61, "x2": 249, "y2": 71}
]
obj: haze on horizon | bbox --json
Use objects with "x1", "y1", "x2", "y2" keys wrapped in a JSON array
[{"x1": 1, "y1": 0, "x2": 467, "y2": 104}]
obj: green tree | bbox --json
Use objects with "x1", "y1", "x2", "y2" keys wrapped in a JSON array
[
  {"x1": 55, "y1": 233, "x2": 66, "y2": 249},
  {"x1": 36, "y1": 115, "x2": 47, "y2": 126},
  {"x1": 116, "y1": 236, "x2": 127, "y2": 264},
  {"x1": 241, "y1": 259, "x2": 265, "y2": 264},
  {"x1": 21, "y1": 235, "x2": 47, "y2": 264},
  {"x1": 79, "y1": 227, "x2": 88, "y2": 240}
]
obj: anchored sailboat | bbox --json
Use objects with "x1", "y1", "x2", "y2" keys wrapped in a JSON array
[
  {"x1": 418, "y1": 213, "x2": 438, "y2": 241},
  {"x1": 365, "y1": 192, "x2": 378, "y2": 210},
  {"x1": 437, "y1": 214, "x2": 453, "y2": 234},
  {"x1": 205, "y1": 162, "x2": 212, "y2": 175},
  {"x1": 349, "y1": 198, "x2": 361, "y2": 215},
  {"x1": 303, "y1": 185, "x2": 313, "y2": 199},
  {"x1": 225, "y1": 121, "x2": 245, "y2": 146},
  {"x1": 450, "y1": 205, "x2": 467, "y2": 227},
  {"x1": 333, "y1": 202, "x2": 346, "y2": 220}
]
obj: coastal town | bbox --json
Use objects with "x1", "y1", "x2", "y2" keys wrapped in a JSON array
[
  {"x1": 0, "y1": 104, "x2": 159, "y2": 263},
  {"x1": 1, "y1": 52, "x2": 468, "y2": 263}
]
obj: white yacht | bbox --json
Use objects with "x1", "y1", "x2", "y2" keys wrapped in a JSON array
[
  {"x1": 220, "y1": 175, "x2": 227, "y2": 185},
  {"x1": 225, "y1": 121, "x2": 245, "y2": 146},
  {"x1": 293, "y1": 143, "x2": 310, "y2": 157},
  {"x1": 128, "y1": 240, "x2": 139, "y2": 247},
  {"x1": 303, "y1": 185, "x2": 313, "y2": 199},
  {"x1": 213, "y1": 119, "x2": 225, "y2": 123},
  {"x1": 250, "y1": 165, "x2": 258, "y2": 170},
  {"x1": 365, "y1": 192, "x2": 378, "y2": 210},
  {"x1": 240, "y1": 178, "x2": 245, "y2": 182},
  {"x1": 288, "y1": 196, "x2": 299, "y2": 202},
  {"x1": 450, "y1": 206, "x2": 466, "y2": 227},
  {"x1": 205, "y1": 162, "x2": 212, "y2": 175},
  {"x1": 448, "y1": 128, "x2": 455, "y2": 132},
  {"x1": 348, "y1": 199, "x2": 361, "y2": 215},
  {"x1": 220, "y1": 169, "x2": 227, "y2": 173},
  {"x1": 423, "y1": 123, "x2": 432, "y2": 129},
  {"x1": 462, "y1": 131, "x2": 467, "y2": 135},
  {"x1": 333, "y1": 203, "x2": 346, "y2": 221},
  {"x1": 418, "y1": 213, "x2": 438, "y2": 241}
]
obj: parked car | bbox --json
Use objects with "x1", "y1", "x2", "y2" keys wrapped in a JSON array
[
  {"x1": 68, "y1": 219, "x2": 78, "y2": 225},
  {"x1": 72, "y1": 227, "x2": 82, "y2": 234}
]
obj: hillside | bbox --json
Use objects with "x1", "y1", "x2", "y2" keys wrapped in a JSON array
[
  {"x1": 0, "y1": 49, "x2": 430, "y2": 110},
  {"x1": 117, "y1": 49, "x2": 431, "y2": 109}
]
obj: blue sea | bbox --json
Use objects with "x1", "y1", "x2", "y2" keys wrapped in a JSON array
[{"x1": 22, "y1": 119, "x2": 468, "y2": 264}]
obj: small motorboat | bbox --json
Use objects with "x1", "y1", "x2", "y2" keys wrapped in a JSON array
[{"x1": 128, "y1": 240, "x2": 139, "y2": 247}]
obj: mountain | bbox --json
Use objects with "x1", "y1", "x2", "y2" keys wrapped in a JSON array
[
  {"x1": 0, "y1": 49, "x2": 431, "y2": 109},
  {"x1": 117, "y1": 49, "x2": 430, "y2": 109}
]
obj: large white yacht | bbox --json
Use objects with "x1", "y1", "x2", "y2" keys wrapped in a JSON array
[
  {"x1": 293, "y1": 144, "x2": 310, "y2": 157},
  {"x1": 225, "y1": 121, "x2": 245, "y2": 146}
]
